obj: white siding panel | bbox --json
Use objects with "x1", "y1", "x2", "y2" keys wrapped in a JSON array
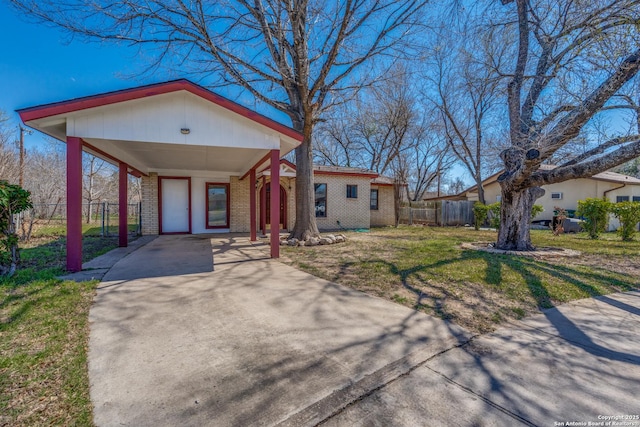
[
  {"x1": 190, "y1": 175, "x2": 231, "y2": 234},
  {"x1": 68, "y1": 91, "x2": 282, "y2": 150}
]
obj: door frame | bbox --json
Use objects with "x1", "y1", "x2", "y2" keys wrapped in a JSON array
[
  {"x1": 262, "y1": 182, "x2": 287, "y2": 231},
  {"x1": 205, "y1": 182, "x2": 230, "y2": 229},
  {"x1": 158, "y1": 176, "x2": 192, "y2": 234}
]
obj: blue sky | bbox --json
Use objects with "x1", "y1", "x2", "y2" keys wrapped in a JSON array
[{"x1": 0, "y1": 2, "x2": 160, "y2": 149}]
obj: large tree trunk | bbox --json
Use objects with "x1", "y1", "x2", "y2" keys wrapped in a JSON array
[
  {"x1": 289, "y1": 118, "x2": 320, "y2": 240},
  {"x1": 496, "y1": 185, "x2": 545, "y2": 251}
]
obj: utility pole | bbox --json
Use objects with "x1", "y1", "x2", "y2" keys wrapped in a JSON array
[{"x1": 18, "y1": 126, "x2": 31, "y2": 187}]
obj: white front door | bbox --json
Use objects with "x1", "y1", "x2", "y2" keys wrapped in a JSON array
[{"x1": 161, "y1": 178, "x2": 190, "y2": 233}]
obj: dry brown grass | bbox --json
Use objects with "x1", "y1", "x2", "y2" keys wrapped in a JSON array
[{"x1": 282, "y1": 226, "x2": 639, "y2": 333}]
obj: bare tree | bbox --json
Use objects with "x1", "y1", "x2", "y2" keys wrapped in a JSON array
[
  {"x1": 83, "y1": 154, "x2": 116, "y2": 223},
  {"x1": 491, "y1": 0, "x2": 640, "y2": 250},
  {"x1": 397, "y1": 127, "x2": 454, "y2": 201},
  {"x1": 10, "y1": 0, "x2": 430, "y2": 241},
  {"x1": 316, "y1": 69, "x2": 453, "y2": 202},
  {"x1": 23, "y1": 141, "x2": 66, "y2": 217},
  {"x1": 315, "y1": 69, "x2": 419, "y2": 176},
  {"x1": 0, "y1": 111, "x2": 18, "y2": 184},
  {"x1": 426, "y1": 20, "x2": 505, "y2": 204},
  {"x1": 446, "y1": 176, "x2": 467, "y2": 195}
]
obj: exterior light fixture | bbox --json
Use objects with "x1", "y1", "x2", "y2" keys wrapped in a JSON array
[{"x1": 180, "y1": 128, "x2": 190, "y2": 135}]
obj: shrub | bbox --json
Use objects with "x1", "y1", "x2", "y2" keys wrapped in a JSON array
[
  {"x1": 576, "y1": 198, "x2": 611, "y2": 239},
  {"x1": 531, "y1": 204, "x2": 544, "y2": 221},
  {"x1": 0, "y1": 181, "x2": 32, "y2": 277},
  {"x1": 488, "y1": 202, "x2": 501, "y2": 229},
  {"x1": 473, "y1": 202, "x2": 490, "y2": 230},
  {"x1": 610, "y1": 201, "x2": 640, "y2": 241}
]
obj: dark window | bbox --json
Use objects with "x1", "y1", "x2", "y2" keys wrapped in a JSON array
[
  {"x1": 617, "y1": 196, "x2": 630, "y2": 203},
  {"x1": 370, "y1": 189, "x2": 379, "y2": 210},
  {"x1": 315, "y1": 183, "x2": 327, "y2": 217},
  {"x1": 206, "y1": 183, "x2": 229, "y2": 228},
  {"x1": 633, "y1": 196, "x2": 640, "y2": 202},
  {"x1": 346, "y1": 184, "x2": 358, "y2": 199}
]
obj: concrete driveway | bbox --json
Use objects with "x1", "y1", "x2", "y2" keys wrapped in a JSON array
[
  {"x1": 89, "y1": 235, "x2": 471, "y2": 426},
  {"x1": 89, "y1": 235, "x2": 640, "y2": 427}
]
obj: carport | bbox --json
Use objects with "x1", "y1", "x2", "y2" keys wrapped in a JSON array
[{"x1": 17, "y1": 80, "x2": 302, "y2": 271}]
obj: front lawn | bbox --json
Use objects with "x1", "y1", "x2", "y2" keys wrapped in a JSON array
[
  {"x1": 282, "y1": 227, "x2": 639, "y2": 333},
  {"x1": 0, "y1": 234, "x2": 122, "y2": 426}
]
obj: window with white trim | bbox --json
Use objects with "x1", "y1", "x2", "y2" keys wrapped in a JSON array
[{"x1": 551, "y1": 192, "x2": 563, "y2": 200}]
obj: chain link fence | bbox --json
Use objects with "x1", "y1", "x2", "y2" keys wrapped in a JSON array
[{"x1": 16, "y1": 202, "x2": 141, "y2": 241}]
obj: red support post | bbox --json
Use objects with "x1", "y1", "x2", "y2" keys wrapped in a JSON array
[
  {"x1": 260, "y1": 176, "x2": 266, "y2": 236},
  {"x1": 119, "y1": 162, "x2": 128, "y2": 247},
  {"x1": 66, "y1": 137, "x2": 83, "y2": 272},
  {"x1": 250, "y1": 168, "x2": 257, "y2": 241},
  {"x1": 270, "y1": 149, "x2": 280, "y2": 258}
]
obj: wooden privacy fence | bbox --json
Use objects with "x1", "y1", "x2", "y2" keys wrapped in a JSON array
[{"x1": 399, "y1": 200, "x2": 475, "y2": 226}]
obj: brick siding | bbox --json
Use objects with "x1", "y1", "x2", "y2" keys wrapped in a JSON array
[
  {"x1": 314, "y1": 175, "x2": 371, "y2": 230},
  {"x1": 141, "y1": 172, "x2": 159, "y2": 235},
  {"x1": 370, "y1": 185, "x2": 396, "y2": 227}
]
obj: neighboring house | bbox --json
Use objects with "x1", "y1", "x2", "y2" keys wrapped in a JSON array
[
  {"x1": 440, "y1": 164, "x2": 640, "y2": 228},
  {"x1": 18, "y1": 80, "x2": 395, "y2": 270}
]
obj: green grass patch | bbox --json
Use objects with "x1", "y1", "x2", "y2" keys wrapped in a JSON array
[
  {"x1": 283, "y1": 226, "x2": 639, "y2": 333},
  {"x1": 0, "y1": 232, "x2": 126, "y2": 426},
  {"x1": 0, "y1": 276, "x2": 97, "y2": 426}
]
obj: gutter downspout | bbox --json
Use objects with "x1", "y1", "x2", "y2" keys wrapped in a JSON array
[{"x1": 603, "y1": 184, "x2": 626, "y2": 201}]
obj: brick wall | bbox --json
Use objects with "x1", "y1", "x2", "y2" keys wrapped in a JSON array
[
  {"x1": 141, "y1": 172, "x2": 159, "y2": 235},
  {"x1": 314, "y1": 175, "x2": 371, "y2": 230},
  {"x1": 230, "y1": 176, "x2": 251, "y2": 232},
  {"x1": 370, "y1": 185, "x2": 396, "y2": 227}
]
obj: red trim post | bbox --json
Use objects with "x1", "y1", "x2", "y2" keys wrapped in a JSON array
[
  {"x1": 260, "y1": 176, "x2": 266, "y2": 236},
  {"x1": 270, "y1": 149, "x2": 280, "y2": 258},
  {"x1": 250, "y1": 168, "x2": 257, "y2": 241},
  {"x1": 66, "y1": 137, "x2": 83, "y2": 272},
  {"x1": 119, "y1": 162, "x2": 128, "y2": 247}
]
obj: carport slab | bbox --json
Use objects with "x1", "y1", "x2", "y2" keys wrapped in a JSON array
[{"x1": 89, "y1": 235, "x2": 471, "y2": 426}]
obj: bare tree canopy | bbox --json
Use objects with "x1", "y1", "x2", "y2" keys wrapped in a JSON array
[
  {"x1": 424, "y1": 12, "x2": 507, "y2": 204},
  {"x1": 315, "y1": 69, "x2": 454, "y2": 201},
  {"x1": 488, "y1": 0, "x2": 640, "y2": 250},
  {"x1": 0, "y1": 111, "x2": 19, "y2": 184},
  {"x1": 10, "y1": 0, "x2": 430, "y2": 240}
]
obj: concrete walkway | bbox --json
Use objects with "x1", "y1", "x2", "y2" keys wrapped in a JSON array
[{"x1": 87, "y1": 235, "x2": 640, "y2": 426}]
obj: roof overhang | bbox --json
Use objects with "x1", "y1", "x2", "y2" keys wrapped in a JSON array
[{"x1": 18, "y1": 80, "x2": 303, "y2": 177}]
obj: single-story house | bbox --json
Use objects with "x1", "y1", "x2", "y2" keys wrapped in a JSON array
[
  {"x1": 256, "y1": 160, "x2": 395, "y2": 234},
  {"x1": 439, "y1": 164, "x2": 640, "y2": 228},
  {"x1": 17, "y1": 79, "x2": 395, "y2": 271}
]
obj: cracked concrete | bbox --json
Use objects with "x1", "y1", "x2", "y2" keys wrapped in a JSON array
[
  {"x1": 87, "y1": 234, "x2": 640, "y2": 426},
  {"x1": 89, "y1": 235, "x2": 470, "y2": 427},
  {"x1": 322, "y1": 291, "x2": 640, "y2": 427}
]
